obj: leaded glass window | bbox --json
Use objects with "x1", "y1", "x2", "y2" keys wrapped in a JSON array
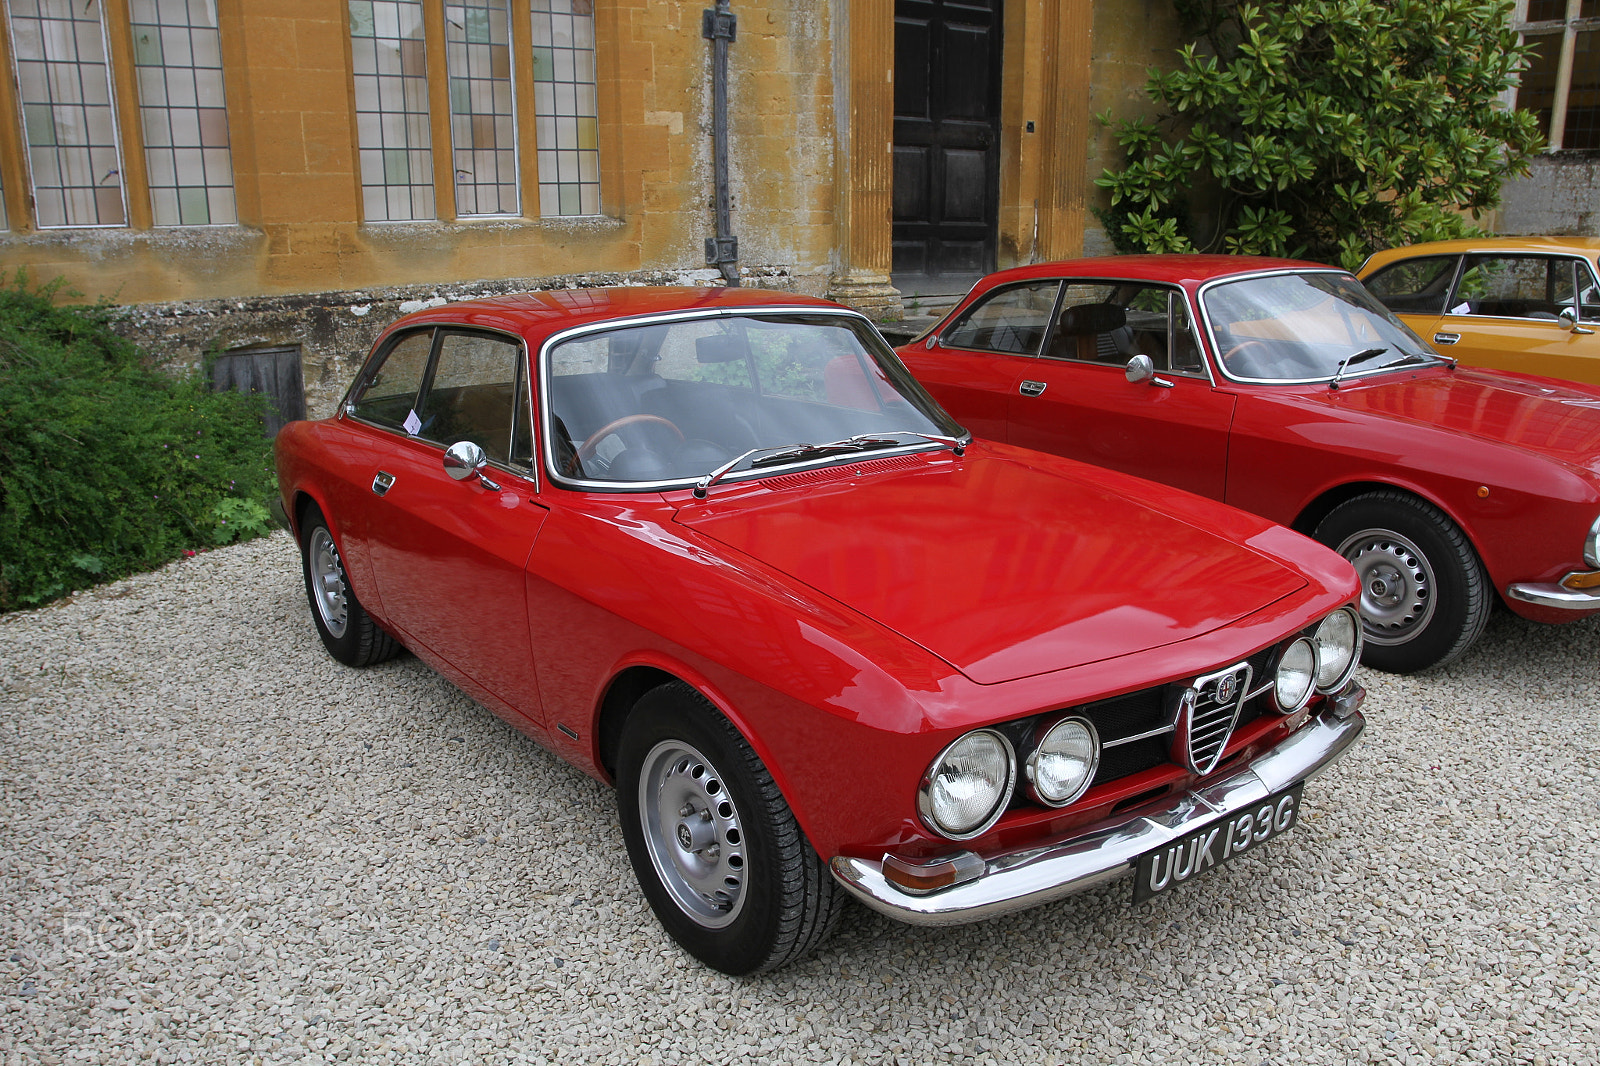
[
  {"x1": 530, "y1": 0, "x2": 599, "y2": 216},
  {"x1": 7, "y1": 0, "x2": 127, "y2": 227},
  {"x1": 130, "y1": 0, "x2": 236, "y2": 226},
  {"x1": 445, "y1": 0, "x2": 517, "y2": 216},
  {"x1": 349, "y1": 0, "x2": 436, "y2": 221}
]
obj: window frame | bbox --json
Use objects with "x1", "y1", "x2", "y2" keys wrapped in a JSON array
[{"x1": 1513, "y1": 0, "x2": 1600, "y2": 151}]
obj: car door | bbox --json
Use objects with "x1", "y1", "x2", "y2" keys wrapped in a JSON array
[
  {"x1": 1005, "y1": 282, "x2": 1235, "y2": 500},
  {"x1": 908, "y1": 278, "x2": 1061, "y2": 440},
  {"x1": 358, "y1": 327, "x2": 548, "y2": 724},
  {"x1": 1428, "y1": 253, "x2": 1600, "y2": 383}
]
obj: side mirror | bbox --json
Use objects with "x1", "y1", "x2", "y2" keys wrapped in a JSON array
[
  {"x1": 443, "y1": 441, "x2": 502, "y2": 490},
  {"x1": 1125, "y1": 354, "x2": 1155, "y2": 383},
  {"x1": 1559, "y1": 307, "x2": 1596, "y2": 335}
]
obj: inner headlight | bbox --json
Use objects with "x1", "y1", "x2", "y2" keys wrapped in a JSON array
[
  {"x1": 1273, "y1": 637, "x2": 1316, "y2": 713},
  {"x1": 1026, "y1": 717, "x2": 1100, "y2": 807},
  {"x1": 919, "y1": 729, "x2": 1014, "y2": 840},
  {"x1": 1313, "y1": 608, "x2": 1362, "y2": 692},
  {"x1": 1586, "y1": 513, "x2": 1600, "y2": 569}
]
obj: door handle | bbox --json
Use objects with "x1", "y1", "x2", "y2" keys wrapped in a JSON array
[
  {"x1": 1433, "y1": 332, "x2": 1460, "y2": 345},
  {"x1": 1019, "y1": 379, "x2": 1046, "y2": 397},
  {"x1": 371, "y1": 471, "x2": 396, "y2": 496}
]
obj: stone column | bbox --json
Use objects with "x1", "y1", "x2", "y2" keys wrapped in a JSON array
[{"x1": 827, "y1": 0, "x2": 903, "y2": 321}]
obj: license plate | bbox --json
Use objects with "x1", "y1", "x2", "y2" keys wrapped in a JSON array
[{"x1": 1132, "y1": 783, "x2": 1305, "y2": 903}]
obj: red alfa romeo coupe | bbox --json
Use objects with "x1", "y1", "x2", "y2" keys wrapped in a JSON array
[
  {"x1": 274, "y1": 286, "x2": 1365, "y2": 974},
  {"x1": 898, "y1": 256, "x2": 1600, "y2": 674}
]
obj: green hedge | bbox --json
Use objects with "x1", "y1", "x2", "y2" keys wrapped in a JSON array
[{"x1": 0, "y1": 276, "x2": 277, "y2": 611}]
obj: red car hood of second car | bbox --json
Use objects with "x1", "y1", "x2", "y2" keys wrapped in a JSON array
[{"x1": 675, "y1": 451, "x2": 1307, "y2": 684}]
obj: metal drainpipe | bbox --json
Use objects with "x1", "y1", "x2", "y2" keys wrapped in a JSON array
[{"x1": 703, "y1": 0, "x2": 739, "y2": 286}]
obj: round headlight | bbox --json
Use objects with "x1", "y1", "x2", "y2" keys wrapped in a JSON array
[
  {"x1": 1273, "y1": 637, "x2": 1316, "y2": 713},
  {"x1": 919, "y1": 729, "x2": 1014, "y2": 839},
  {"x1": 1313, "y1": 608, "x2": 1361, "y2": 692},
  {"x1": 1026, "y1": 716, "x2": 1100, "y2": 807}
]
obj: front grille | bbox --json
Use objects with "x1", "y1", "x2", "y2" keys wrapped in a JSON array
[{"x1": 1181, "y1": 663, "x2": 1252, "y2": 774}]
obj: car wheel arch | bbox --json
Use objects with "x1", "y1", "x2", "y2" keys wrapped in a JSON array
[{"x1": 1292, "y1": 479, "x2": 1488, "y2": 566}]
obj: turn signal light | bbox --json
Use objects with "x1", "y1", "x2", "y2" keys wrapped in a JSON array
[
  {"x1": 1560, "y1": 570, "x2": 1600, "y2": 590},
  {"x1": 882, "y1": 851, "x2": 985, "y2": 896}
]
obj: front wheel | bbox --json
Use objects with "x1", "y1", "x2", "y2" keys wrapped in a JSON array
[
  {"x1": 616, "y1": 682, "x2": 842, "y2": 975},
  {"x1": 1314, "y1": 490, "x2": 1490, "y2": 673},
  {"x1": 299, "y1": 504, "x2": 402, "y2": 667}
]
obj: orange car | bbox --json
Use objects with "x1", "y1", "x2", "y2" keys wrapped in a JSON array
[{"x1": 1358, "y1": 237, "x2": 1600, "y2": 383}]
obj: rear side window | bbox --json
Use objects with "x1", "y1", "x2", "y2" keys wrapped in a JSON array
[
  {"x1": 942, "y1": 281, "x2": 1061, "y2": 354},
  {"x1": 1363, "y1": 256, "x2": 1458, "y2": 315},
  {"x1": 349, "y1": 329, "x2": 434, "y2": 429}
]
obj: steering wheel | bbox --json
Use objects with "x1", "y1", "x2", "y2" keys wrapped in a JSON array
[
  {"x1": 1220, "y1": 339, "x2": 1272, "y2": 374},
  {"x1": 575, "y1": 414, "x2": 685, "y2": 465}
]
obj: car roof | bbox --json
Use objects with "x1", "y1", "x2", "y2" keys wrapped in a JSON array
[
  {"x1": 972, "y1": 254, "x2": 1338, "y2": 289},
  {"x1": 1360, "y1": 236, "x2": 1600, "y2": 275},
  {"x1": 382, "y1": 286, "x2": 855, "y2": 344}
]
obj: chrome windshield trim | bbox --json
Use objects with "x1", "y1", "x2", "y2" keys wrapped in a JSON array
[
  {"x1": 537, "y1": 305, "x2": 969, "y2": 493},
  {"x1": 1196, "y1": 267, "x2": 1444, "y2": 386}
]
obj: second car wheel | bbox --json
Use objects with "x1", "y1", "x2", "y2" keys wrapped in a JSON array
[
  {"x1": 1314, "y1": 490, "x2": 1490, "y2": 673},
  {"x1": 616, "y1": 681, "x2": 843, "y2": 975}
]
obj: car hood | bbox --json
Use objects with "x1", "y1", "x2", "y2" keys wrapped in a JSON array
[
  {"x1": 1329, "y1": 368, "x2": 1600, "y2": 470},
  {"x1": 675, "y1": 452, "x2": 1307, "y2": 684}
]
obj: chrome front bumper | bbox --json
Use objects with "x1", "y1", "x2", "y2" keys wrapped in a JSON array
[
  {"x1": 830, "y1": 704, "x2": 1366, "y2": 927},
  {"x1": 1506, "y1": 580, "x2": 1600, "y2": 610}
]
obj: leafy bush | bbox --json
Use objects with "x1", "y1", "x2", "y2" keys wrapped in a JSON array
[
  {"x1": 1096, "y1": 0, "x2": 1544, "y2": 269},
  {"x1": 0, "y1": 275, "x2": 276, "y2": 610}
]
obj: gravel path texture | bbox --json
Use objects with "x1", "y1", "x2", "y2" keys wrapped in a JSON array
[{"x1": 3, "y1": 532, "x2": 1598, "y2": 1066}]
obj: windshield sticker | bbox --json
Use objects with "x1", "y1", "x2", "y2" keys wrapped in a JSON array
[{"x1": 403, "y1": 409, "x2": 422, "y2": 436}]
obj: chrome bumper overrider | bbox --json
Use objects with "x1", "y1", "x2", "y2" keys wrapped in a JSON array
[
  {"x1": 829, "y1": 703, "x2": 1366, "y2": 927},
  {"x1": 1506, "y1": 580, "x2": 1600, "y2": 609}
]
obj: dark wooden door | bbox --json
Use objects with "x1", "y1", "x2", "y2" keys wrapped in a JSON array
[{"x1": 892, "y1": 0, "x2": 1003, "y2": 298}]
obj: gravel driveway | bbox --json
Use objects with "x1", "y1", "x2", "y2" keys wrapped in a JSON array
[{"x1": 3, "y1": 533, "x2": 1597, "y2": 1065}]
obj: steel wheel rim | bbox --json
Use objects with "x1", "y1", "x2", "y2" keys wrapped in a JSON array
[
  {"x1": 309, "y1": 527, "x2": 350, "y2": 638},
  {"x1": 1337, "y1": 526, "x2": 1435, "y2": 646},
  {"x1": 638, "y1": 739, "x2": 747, "y2": 928}
]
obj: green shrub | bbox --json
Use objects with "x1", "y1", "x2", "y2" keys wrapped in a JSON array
[
  {"x1": 1096, "y1": 0, "x2": 1544, "y2": 269},
  {"x1": 0, "y1": 275, "x2": 276, "y2": 610}
]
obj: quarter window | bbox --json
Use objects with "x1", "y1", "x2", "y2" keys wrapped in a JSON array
[
  {"x1": 1363, "y1": 256, "x2": 1460, "y2": 316},
  {"x1": 350, "y1": 329, "x2": 435, "y2": 428},
  {"x1": 941, "y1": 281, "x2": 1061, "y2": 354}
]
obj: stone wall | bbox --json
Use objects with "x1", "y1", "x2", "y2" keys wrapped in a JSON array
[
  {"x1": 113, "y1": 267, "x2": 796, "y2": 422},
  {"x1": 1496, "y1": 153, "x2": 1600, "y2": 237}
]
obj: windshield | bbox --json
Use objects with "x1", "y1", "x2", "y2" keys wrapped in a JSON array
[
  {"x1": 1201, "y1": 271, "x2": 1440, "y2": 383},
  {"x1": 544, "y1": 311, "x2": 965, "y2": 488}
]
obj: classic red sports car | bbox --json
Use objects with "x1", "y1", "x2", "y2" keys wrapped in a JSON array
[
  {"x1": 897, "y1": 256, "x2": 1600, "y2": 674},
  {"x1": 274, "y1": 286, "x2": 1365, "y2": 974}
]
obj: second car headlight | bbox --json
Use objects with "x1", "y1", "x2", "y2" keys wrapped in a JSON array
[
  {"x1": 1025, "y1": 716, "x2": 1099, "y2": 807},
  {"x1": 919, "y1": 729, "x2": 1014, "y2": 839},
  {"x1": 1312, "y1": 607, "x2": 1362, "y2": 692},
  {"x1": 1585, "y1": 513, "x2": 1600, "y2": 569},
  {"x1": 1273, "y1": 637, "x2": 1317, "y2": 713}
]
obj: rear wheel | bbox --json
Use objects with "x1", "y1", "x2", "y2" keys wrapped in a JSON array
[
  {"x1": 299, "y1": 504, "x2": 402, "y2": 667},
  {"x1": 617, "y1": 681, "x2": 842, "y2": 975},
  {"x1": 1314, "y1": 490, "x2": 1489, "y2": 673}
]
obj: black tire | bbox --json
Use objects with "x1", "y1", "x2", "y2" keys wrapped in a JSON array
[
  {"x1": 299, "y1": 503, "x2": 403, "y2": 667},
  {"x1": 616, "y1": 681, "x2": 843, "y2": 975},
  {"x1": 1313, "y1": 490, "x2": 1490, "y2": 673}
]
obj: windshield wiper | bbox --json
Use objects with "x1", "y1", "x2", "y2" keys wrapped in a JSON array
[
  {"x1": 691, "y1": 432, "x2": 969, "y2": 499},
  {"x1": 1328, "y1": 347, "x2": 1388, "y2": 390},
  {"x1": 747, "y1": 435, "x2": 904, "y2": 468}
]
